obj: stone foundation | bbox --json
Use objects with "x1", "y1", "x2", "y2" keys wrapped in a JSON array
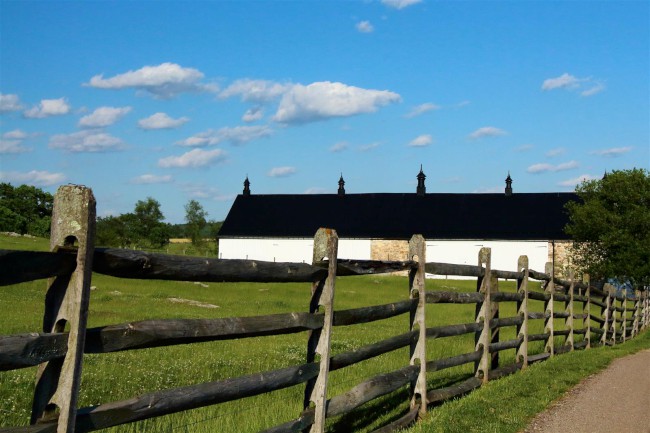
[{"x1": 370, "y1": 239, "x2": 410, "y2": 261}]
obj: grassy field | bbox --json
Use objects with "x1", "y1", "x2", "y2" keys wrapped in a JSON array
[{"x1": 1, "y1": 233, "x2": 647, "y2": 432}]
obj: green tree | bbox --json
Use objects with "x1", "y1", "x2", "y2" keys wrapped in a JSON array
[
  {"x1": 133, "y1": 197, "x2": 170, "y2": 248},
  {"x1": 0, "y1": 183, "x2": 53, "y2": 236},
  {"x1": 184, "y1": 199, "x2": 208, "y2": 247},
  {"x1": 565, "y1": 168, "x2": 650, "y2": 286}
]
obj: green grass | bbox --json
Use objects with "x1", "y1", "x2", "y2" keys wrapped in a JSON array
[{"x1": 1, "y1": 233, "x2": 648, "y2": 433}]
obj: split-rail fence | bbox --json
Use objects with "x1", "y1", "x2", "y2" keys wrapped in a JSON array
[{"x1": 1, "y1": 185, "x2": 649, "y2": 433}]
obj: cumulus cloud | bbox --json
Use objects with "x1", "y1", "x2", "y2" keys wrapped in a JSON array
[
  {"x1": 0, "y1": 170, "x2": 66, "y2": 186},
  {"x1": 242, "y1": 106, "x2": 264, "y2": 122},
  {"x1": 404, "y1": 102, "x2": 440, "y2": 118},
  {"x1": 49, "y1": 130, "x2": 126, "y2": 152},
  {"x1": 545, "y1": 147, "x2": 566, "y2": 158},
  {"x1": 542, "y1": 73, "x2": 605, "y2": 97},
  {"x1": 79, "y1": 106, "x2": 132, "y2": 128},
  {"x1": 24, "y1": 98, "x2": 71, "y2": 118},
  {"x1": 274, "y1": 81, "x2": 400, "y2": 124},
  {"x1": 468, "y1": 126, "x2": 507, "y2": 139},
  {"x1": 589, "y1": 146, "x2": 633, "y2": 158},
  {"x1": 557, "y1": 174, "x2": 598, "y2": 187},
  {"x1": 0, "y1": 140, "x2": 30, "y2": 154},
  {"x1": 176, "y1": 125, "x2": 273, "y2": 147},
  {"x1": 268, "y1": 166, "x2": 297, "y2": 177},
  {"x1": 329, "y1": 141, "x2": 349, "y2": 153},
  {"x1": 220, "y1": 79, "x2": 292, "y2": 103},
  {"x1": 0, "y1": 93, "x2": 24, "y2": 113},
  {"x1": 138, "y1": 112, "x2": 189, "y2": 130},
  {"x1": 527, "y1": 160, "x2": 579, "y2": 174},
  {"x1": 158, "y1": 148, "x2": 226, "y2": 168},
  {"x1": 408, "y1": 134, "x2": 433, "y2": 147},
  {"x1": 131, "y1": 174, "x2": 174, "y2": 184},
  {"x1": 86, "y1": 62, "x2": 217, "y2": 98},
  {"x1": 382, "y1": 0, "x2": 422, "y2": 9},
  {"x1": 356, "y1": 21, "x2": 374, "y2": 33}
]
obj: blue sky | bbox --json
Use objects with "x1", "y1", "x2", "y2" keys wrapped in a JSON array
[{"x1": 1, "y1": 0, "x2": 648, "y2": 223}]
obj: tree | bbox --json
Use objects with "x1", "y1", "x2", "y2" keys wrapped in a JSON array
[
  {"x1": 565, "y1": 168, "x2": 650, "y2": 286},
  {"x1": 0, "y1": 183, "x2": 53, "y2": 236},
  {"x1": 133, "y1": 197, "x2": 170, "y2": 248},
  {"x1": 184, "y1": 199, "x2": 208, "y2": 247}
]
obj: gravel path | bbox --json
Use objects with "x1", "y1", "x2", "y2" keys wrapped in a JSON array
[{"x1": 522, "y1": 349, "x2": 650, "y2": 433}]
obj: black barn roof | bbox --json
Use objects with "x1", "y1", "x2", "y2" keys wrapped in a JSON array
[{"x1": 219, "y1": 192, "x2": 579, "y2": 241}]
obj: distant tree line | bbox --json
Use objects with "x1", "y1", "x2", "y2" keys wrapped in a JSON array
[{"x1": 1, "y1": 183, "x2": 222, "y2": 253}]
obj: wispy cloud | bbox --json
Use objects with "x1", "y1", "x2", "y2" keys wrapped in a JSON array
[
  {"x1": 24, "y1": 98, "x2": 71, "y2": 118},
  {"x1": 589, "y1": 146, "x2": 633, "y2": 158},
  {"x1": 0, "y1": 170, "x2": 66, "y2": 186},
  {"x1": 49, "y1": 130, "x2": 125, "y2": 152},
  {"x1": 404, "y1": 102, "x2": 440, "y2": 118},
  {"x1": 330, "y1": 141, "x2": 349, "y2": 153},
  {"x1": 268, "y1": 166, "x2": 297, "y2": 177},
  {"x1": 242, "y1": 106, "x2": 264, "y2": 122},
  {"x1": 130, "y1": 174, "x2": 174, "y2": 184},
  {"x1": 408, "y1": 134, "x2": 433, "y2": 147},
  {"x1": 515, "y1": 144, "x2": 534, "y2": 152},
  {"x1": 359, "y1": 142, "x2": 380, "y2": 152},
  {"x1": 545, "y1": 147, "x2": 566, "y2": 158},
  {"x1": 527, "y1": 160, "x2": 579, "y2": 174},
  {"x1": 176, "y1": 125, "x2": 273, "y2": 147},
  {"x1": 138, "y1": 112, "x2": 189, "y2": 130},
  {"x1": 469, "y1": 126, "x2": 507, "y2": 139},
  {"x1": 557, "y1": 174, "x2": 598, "y2": 187},
  {"x1": 382, "y1": 0, "x2": 422, "y2": 9},
  {"x1": 79, "y1": 106, "x2": 131, "y2": 128},
  {"x1": 0, "y1": 93, "x2": 24, "y2": 113},
  {"x1": 158, "y1": 148, "x2": 227, "y2": 168},
  {"x1": 542, "y1": 72, "x2": 605, "y2": 97},
  {"x1": 581, "y1": 83, "x2": 605, "y2": 97},
  {"x1": 86, "y1": 62, "x2": 217, "y2": 98},
  {"x1": 273, "y1": 81, "x2": 400, "y2": 124},
  {"x1": 356, "y1": 21, "x2": 374, "y2": 33},
  {"x1": 0, "y1": 129, "x2": 33, "y2": 154},
  {"x1": 220, "y1": 79, "x2": 292, "y2": 103}
]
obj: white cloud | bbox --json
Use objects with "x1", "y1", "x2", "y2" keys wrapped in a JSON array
[
  {"x1": 49, "y1": 130, "x2": 126, "y2": 152},
  {"x1": 0, "y1": 170, "x2": 66, "y2": 186},
  {"x1": 86, "y1": 62, "x2": 217, "y2": 98},
  {"x1": 176, "y1": 125, "x2": 273, "y2": 147},
  {"x1": 268, "y1": 166, "x2": 297, "y2": 177},
  {"x1": 359, "y1": 142, "x2": 380, "y2": 152},
  {"x1": 0, "y1": 93, "x2": 24, "y2": 113},
  {"x1": 408, "y1": 134, "x2": 433, "y2": 147},
  {"x1": 138, "y1": 112, "x2": 189, "y2": 130},
  {"x1": 356, "y1": 21, "x2": 374, "y2": 33},
  {"x1": 527, "y1": 160, "x2": 579, "y2": 174},
  {"x1": 590, "y1": 146, "x2": 633, "y2": 157},
  {"x1": 158, "y1": 148, "x2": 226, "y2": 168},
  {"x1": 180, "y1": 183, "x2": 234, "y2": 201},
  {"x1": 79, "y1": 106, "x2": 131, "y2": 128},
  {"x1": 220, "y1": 79, "x2": 292, "y2": 103},
  {"x1": 557, "y1": 174, "x2": 598, "y2": 187},
  {"x1": 468, "y1": 126, "x2": 507, "y2": 139},
  {"x1": 545, "y1": 147, "x2": 566, "y2": 158},
  {"x1": 0, "y1": 140, "x2": 31, "y2": 154},
  {"x1": 542, "y1": 73, "x2": 605, "y2": 97},
  {"x1": 581, "y1": 83, "x2": 606, "y2": 97},
  {"x1": 24, "y1": 98, "x2": 71, "y2": 118},
  {"x1": 242, "y1": 106, "x2": 264, "y2": 122},
  {"x1": 274, "y1": 81, "x2": 401, "y2": 124},
  {"x1": 131, "y1": 174, "x2": 174, "y2": 184},
  {"x1": 515, "y1": 144, "x2": 534, "y2": 152},
  {"x1": 382, "y1": 0, "x2": 422, "y2": 9},
  {"x1": 2, "y1": 129, "x2": 28, "y2": 140},
  {"x1": 404, "y1": 102, "x2": 440, "y2": 118},
  {"x1": 329, "y1": 141, "x2": 349, "y2": 153}
]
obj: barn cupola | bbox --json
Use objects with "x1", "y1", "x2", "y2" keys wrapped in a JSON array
[
  {"x1": 243, "y1": 176, "x2": 251, "y2": 196},
  {"x1": 505, "y1": 172, "x2": 513, "y2": 196},
  {"x1": 338, "y1": 174, "x2": 346, "y2": 196},
  {"x1": 416, "y1": 165, "x2": 426, "y2": 196}
]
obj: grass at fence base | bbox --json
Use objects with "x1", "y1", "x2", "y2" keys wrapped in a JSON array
[{"x1": 407, "y1": 328, "x2": 650, "y2": 433}]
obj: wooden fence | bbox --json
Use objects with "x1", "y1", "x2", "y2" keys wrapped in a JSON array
[{"x1": 1, "y1": 185, "x2": 649, "y2": 433}]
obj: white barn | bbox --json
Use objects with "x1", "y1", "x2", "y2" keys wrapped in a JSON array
[{"x1": 218, "y1": 172, "x2": 576, "y2": 275}]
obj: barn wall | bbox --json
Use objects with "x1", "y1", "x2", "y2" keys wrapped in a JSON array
[{"x1": 219, "y1": 238, "x2": 371, "y2": 263}]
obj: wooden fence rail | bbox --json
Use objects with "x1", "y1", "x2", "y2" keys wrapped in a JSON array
[{"x1": 1, "y1": 184, "x2": 648, "y2": 433}]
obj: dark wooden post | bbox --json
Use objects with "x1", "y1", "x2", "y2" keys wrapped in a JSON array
[
  {"x1": 565, "y1": 270, "x2": 575, "y2": 351},
  {"x1": 515, "y1": 256, "x2": 529, "y2": 368},
  {"x1": 583, "y1": 274, "x2": 591, "y2": 349},
  {"x1": 305, "y1": 228, "x2": 338, "y2": 433},
  {"x1": 543, "y1": 262, "x2": 555, "y2": 356},
  {"x1": 31, "y1": 185, "x2": 96, "y2": 433},
  {"x1": 475, "y1": 247, "x2": 492, "y2": 383},
  {"x1": 408, "y1": 234, "x2": 427, "y2": 416}
]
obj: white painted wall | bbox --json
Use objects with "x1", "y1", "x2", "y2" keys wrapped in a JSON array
[{"x1": 219, "y1": 238, "x2": 371, "y2": 263}]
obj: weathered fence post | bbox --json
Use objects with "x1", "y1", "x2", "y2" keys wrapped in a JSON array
[
  {"x1": 31, "y1": 185, "x2": 96, "y2": 433},
  {"x1": 632, "y1": 289, "x2": 640, "y2": 338},
  {"x1": 515, "y1": 256, "x2": 529, "y2": 368},
  {"x1": 644, "y1": 290, "x2": 649, "y2": 330},
  {"x1": 609, "y1": 285, "x2": 617, "y2": 346},
  {"x1": 544, "y1": 262, "x2": 555, "y2": 357},
  {"x1": 601, "y1": 286, "x2": 611, "y2": 346},
  {"x1": 622, "y1": 292, "x2": 627, "y2": 343},
  {"x1": 408, "y1": 234, "x2": 427, "y2": 417},
  {"x1": 583, "y1": 274, "x2": 591, "y2": 349},
  {"x1": 565, "y1": 270, "x2": 575, "y2": 351},
  {"x1": 305, "y1": 228, "x2": 338, "y2": 433},
  {"x1": 475, "y1": 248, "x2": 492, "y2": 383}
]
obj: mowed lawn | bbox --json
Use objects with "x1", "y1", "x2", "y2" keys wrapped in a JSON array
[{"x1": 1, "y1": 234, "x2": 578, "y2": 432}]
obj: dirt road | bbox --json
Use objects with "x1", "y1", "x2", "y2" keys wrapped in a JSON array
[{"x1": 522, "y1": 349, "x2": 650, "y2": 433}]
